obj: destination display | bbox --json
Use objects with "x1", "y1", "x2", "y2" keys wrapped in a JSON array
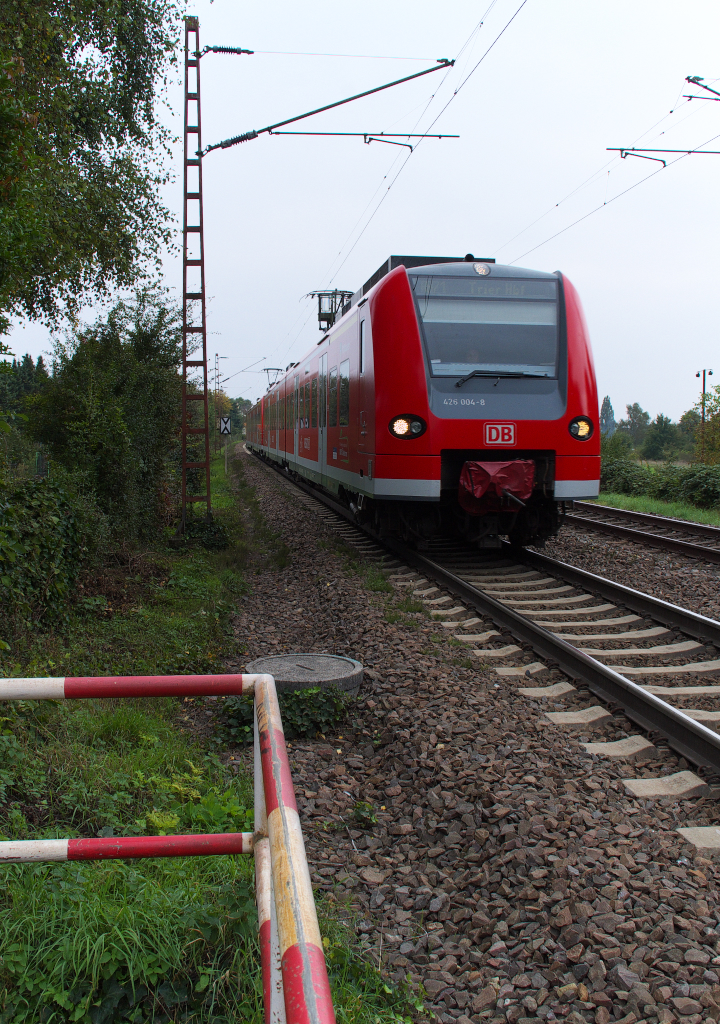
[{"x1": 410, "y1": 275, "x2": 556, "y2": 300}]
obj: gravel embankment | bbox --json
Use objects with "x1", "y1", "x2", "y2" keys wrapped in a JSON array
[
  {"x1": 540, "y1": 526, "x2": 720, "y2": 622},
  {"x1": 224, "y1": 449, "x2": 720, "y2": 1024}
]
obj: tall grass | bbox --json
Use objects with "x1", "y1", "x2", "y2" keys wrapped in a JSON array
[{"x1": 0, "y1": 856, "x2": 260, "y2": 1022}]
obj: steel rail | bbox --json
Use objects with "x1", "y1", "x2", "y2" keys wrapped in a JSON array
[
  {"x1": 572, "y1": 502, "x2": 720, "y2": 540},
  {"x1": 566, "y1": 503, "x2": 720, "y2": 565},
  {"x1": 520, "y1": 546, "x2": 720, "y2": 645},
  {"x1": 387, "y1": 543, "x2": 720, "y2": 775},
  {"x1": 249, "y1": 450, "x2": 720, "y2": 774}
]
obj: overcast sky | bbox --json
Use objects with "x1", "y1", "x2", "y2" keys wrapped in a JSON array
[{"x1": 10, "y1": 0, "x2": 720, "y2": 422}]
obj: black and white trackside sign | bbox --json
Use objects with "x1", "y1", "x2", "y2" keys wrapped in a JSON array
[{"x1": 220, "y1": 417, "x2": 231, "y2": 435}]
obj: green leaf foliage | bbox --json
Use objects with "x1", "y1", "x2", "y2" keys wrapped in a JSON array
[
  {"x1": 29, "y1": 290, "x2": 184, "y2": 540},
  {"x1": 0, "y1": 477, "x2": 82, "y2": 628},
  {"x1": 220, "y1": 686, "x2": 350, "y2": 745},
  {"x1": 0, "y1": 0, "x2": 181, "y2": 332},
  {"x1": 0, "y1": 353, "x2": 49, "y2": 414},
  {"x1": 600, "y1": 446, "x2": 720, "y2": 510}
]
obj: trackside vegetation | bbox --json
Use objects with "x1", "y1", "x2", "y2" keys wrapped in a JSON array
[
  {"x1": 599, "y1": 432, "x2": 720, "y2": 513},
  {"x1": 599, "y1": 393, "x2": 720, "y2": 472},
  {"x1": 594, "y1": 492, "x2": 720, "y2": 528},
  {"x1": 0, "y1": 4, "x2": 419, "y2": 1019},
  {"x1": 0, "y1": 453, "x2": 418, "y2": 1023}
]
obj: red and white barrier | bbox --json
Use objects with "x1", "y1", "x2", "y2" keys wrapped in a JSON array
[
  {"x1": 0, "y1": 671, "x2": 336, "y2": 1024},
  {"x1": 0, "y1": 832, "x2": 254, "y2": 863},
  {"x1": 0, "y1": 674, "x2": 255, "y2": 700}
]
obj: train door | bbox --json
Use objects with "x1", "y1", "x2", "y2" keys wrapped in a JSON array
[
  {"x1": 293, "y1": 374, "x2": 299, "y2": 460},
  {"x1": 319, "y1": 353, "x2": 327, "y2": 483},
  {"x1": 357, "y1": 314, "x2": 375, "y2": 470},
  {"x1": 357, "y1": 318, "x2": 367, "y2": 454},
  {"x1": 273, "y1": 390, "x2": 279, "y2": 457}
]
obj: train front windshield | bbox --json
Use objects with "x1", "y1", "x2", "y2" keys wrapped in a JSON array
[{"x1": 410, "y1": 275, "x2": 558, "y2": 379}]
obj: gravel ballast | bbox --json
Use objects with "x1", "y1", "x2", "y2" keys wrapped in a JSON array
[
  {"x1": 541, "y1": 527, "x2": 720, "y2": 623},
  {"x1": 225, "y1": 450, "x2": 720, "y2": 1024}
]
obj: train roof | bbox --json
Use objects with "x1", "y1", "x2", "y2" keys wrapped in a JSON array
[{"x1": 346, "y1": 255, "x2": 557, "y2": 313}]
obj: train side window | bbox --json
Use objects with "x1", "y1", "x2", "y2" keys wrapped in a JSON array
[
  {"x1": 329, "y1": 367, "x2": 338, "y2": 427},
  {"x1": 311, "y1": 377, "x2": 318, "y2": 428},
  {"x1": 280, "y1": 392, "x2": 285, "y2": 431},
  {"x1": 319, "y1": 367, "x2": 326, "y2": 428},
  {"x1": 339, "y1": 359, "x2": 350, "y2": 426},
  {"x1": 304, "y1": 381, "x2": 310, "y2": 428},
  {"x1": 359, "y1": 320, "x2": 366, "y2": 375}
]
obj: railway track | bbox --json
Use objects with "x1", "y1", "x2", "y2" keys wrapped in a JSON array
[
  {"x1": 566, "y1": 500, "x2": 720, "y2": 565},
  {"x1": 253, "y1": 451, "x2": 720, "y2": 848},
  {"x1": 242, "y1": 449, "x2": 720, "y2": 1023}
]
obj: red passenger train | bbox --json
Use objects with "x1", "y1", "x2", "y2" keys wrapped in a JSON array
[{"x1": 247, "y1": 255, "x2": 600, "y2": 548}]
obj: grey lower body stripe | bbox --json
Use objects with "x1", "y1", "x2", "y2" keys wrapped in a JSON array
[{"x1": 554, "y1": 480, "x2": 600, "y2": 499}]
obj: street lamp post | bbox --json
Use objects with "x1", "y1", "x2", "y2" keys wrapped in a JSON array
[{"x1": 696, "y1": 368, "x2": 714, "y2": 462}]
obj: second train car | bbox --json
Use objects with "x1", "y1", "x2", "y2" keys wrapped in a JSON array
[{"x1": 247, "y1": 255, "x2": 600, "y2": 548}]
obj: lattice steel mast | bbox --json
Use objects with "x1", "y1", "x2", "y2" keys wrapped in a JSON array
[{"x1": 181, "y1": 16, "x2": 211, "y2": 527}]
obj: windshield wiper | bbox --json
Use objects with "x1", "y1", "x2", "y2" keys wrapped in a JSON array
[{"x1": 454, "y1": 369, "x2": 548, "y2": 388}]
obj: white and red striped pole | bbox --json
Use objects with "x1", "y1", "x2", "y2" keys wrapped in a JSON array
[
  {"x1": 0, "y1": 673, "x2": 255, "y2": 700},
  {"x1": 0, "y1": 832, "x2": 253, "y2": 863},
  {"x1": 256, "y1": 674, "x2": 336, "y2": 1024}
]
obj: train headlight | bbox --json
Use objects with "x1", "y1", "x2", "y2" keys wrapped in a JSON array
[
  {"x1": 389, "y1": 415, "x2": 427, "y2": 439},
  {"x1": 569, "y1": 416, "x2": 594, "y2": 440}
]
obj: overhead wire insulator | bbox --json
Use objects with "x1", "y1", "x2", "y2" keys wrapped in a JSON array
[
  {"x1": 222, "y1": 131, "x2": 259, "y2": 148},
  {"x1": 200, "y1": 45, "x2": 254, "y2": 57}
]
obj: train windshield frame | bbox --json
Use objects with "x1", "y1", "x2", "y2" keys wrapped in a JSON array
[{"x1": 409, "y1": 274, "x2": 559, "y2": 379}]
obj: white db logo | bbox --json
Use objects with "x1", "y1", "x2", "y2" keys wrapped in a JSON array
[{"x1": 485, "y1": 423, "x2": 516, "y2": 445}]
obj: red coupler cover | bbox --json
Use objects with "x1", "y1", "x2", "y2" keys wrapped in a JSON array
[{"x1": 458, "y1": 460, "x2": 535, "y2": 515}]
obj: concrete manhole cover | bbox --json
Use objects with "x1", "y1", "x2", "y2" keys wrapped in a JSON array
[{"x1": 244, "y1": 653, "x2": 363, "y2": 697}]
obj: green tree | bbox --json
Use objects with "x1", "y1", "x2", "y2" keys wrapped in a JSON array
[
  {"x1": 599, "y1": 396, "x2": 616, "y2": 436},
  {"x1": 617, "y1": 402, "x2": 650, "y2": 446},
  {"x1": 680, "y1": 408, "x2": 701, "y2": 439},
  {"x1": 30, "y1": 291, "x2": 183, "y2": 538},
  {"x1": 229, "y1": 397, "x2": 252, "y2": 434},
  {"x1": 695, "y1": 385, "x2": 720, "y2": 465},
  {"x1": 0, "y1": 353, "x2": 49, "y2": 414},
  {"x1": 0, "y1": 0, "x2": 180, "y2": 333},
  {"x1": 641, "y1": 413, "x2": 678, "y2": 461}
]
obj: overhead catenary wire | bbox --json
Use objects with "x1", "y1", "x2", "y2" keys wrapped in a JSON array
[
  {"x1": 220, "y1": 356, "x2": 266, "y2": 386},
  {"x1": 203, "y1": 59, "x2": 454, "y2": 154},
  {"x1": 508, "y1": 130, "x2": 720, "y2": 264},
  {"x1": 314, "y1": 1, "x2": 503, "y2": 293},
  {"x1": 265, "y1": 0, "x2": 530, "y2": 369},
  {"x1": 324, "y1": 0, "x2": 532, "y2": 288},
  {"x1": 491, "y1": 76, "x2": 720, "y2": 259},
  {"x1": 252, "y1": 51, "x2": 436, "y2": 60}
]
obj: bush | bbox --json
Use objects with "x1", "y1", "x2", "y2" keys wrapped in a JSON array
[
  {"x1": 0, "y1": 478, "x2": 83, "y2": 632},
  {"x1": 673, "y1": 466, "x2": 720, "y2": 509},
  {"x1": 600, "y1": 432, "x2": 634, "y2": 463},
  {"x1": 599, "y1": 452, "x2": 720, "y2": 511},
  {"x1": 220, "y1": 686, "x2": 349, "y2": 745},
  {"x1": 600, "y1": 457, "x2": 649, "y2": 496}
]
